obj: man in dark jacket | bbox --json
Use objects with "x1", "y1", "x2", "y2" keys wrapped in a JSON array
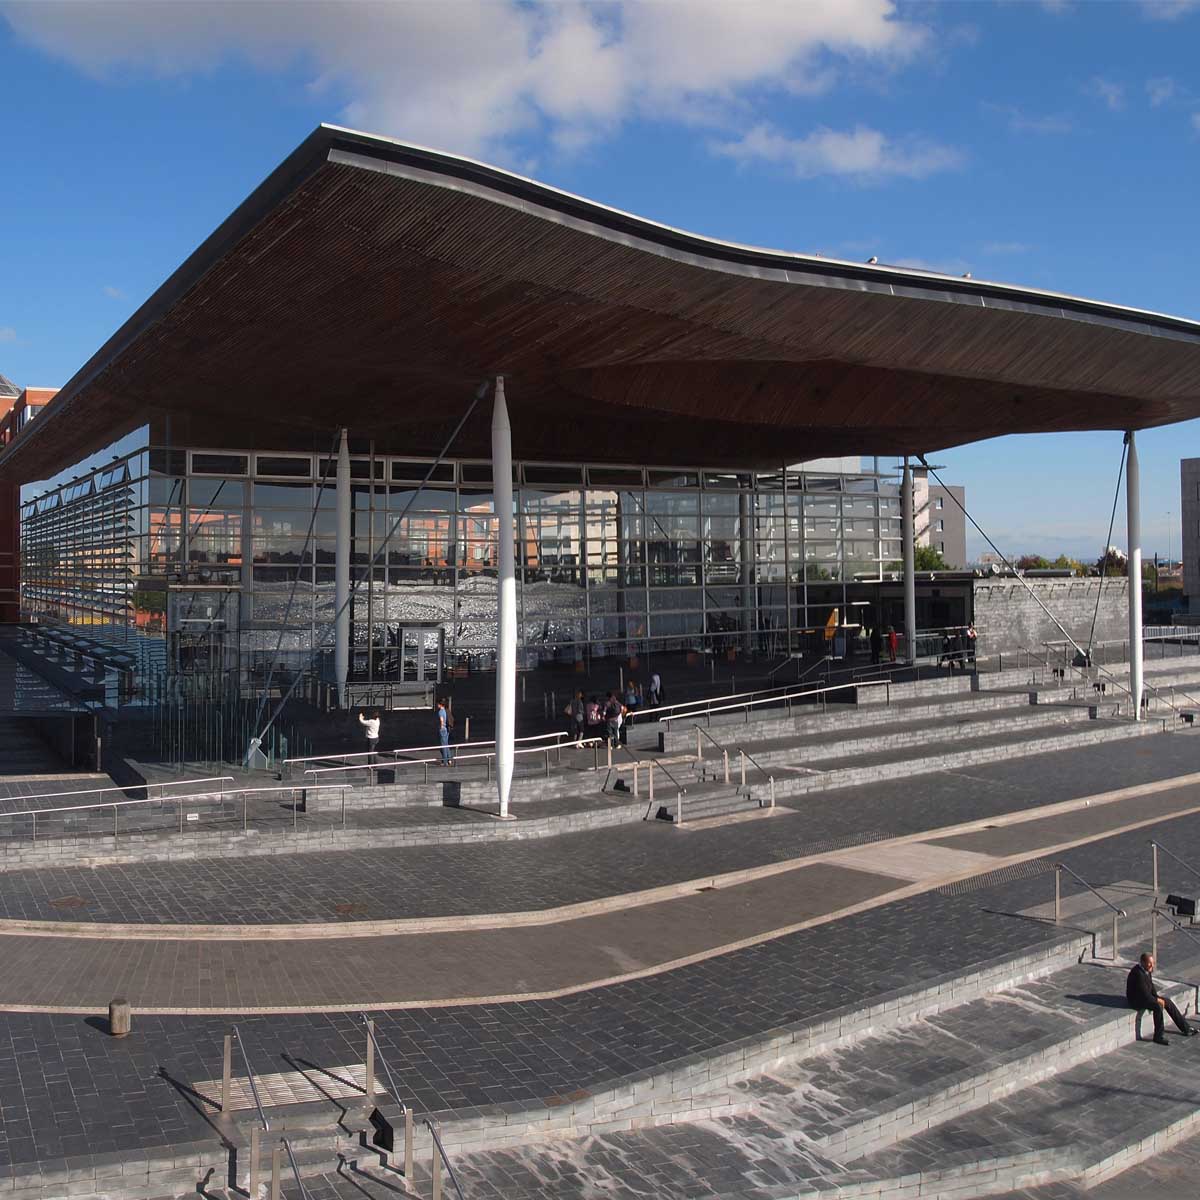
[{"x1": 1127, "y1": 952, "x2": 1197, "y2": 1044}]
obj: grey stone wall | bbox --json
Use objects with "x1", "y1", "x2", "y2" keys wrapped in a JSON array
[{"x1": 972, "y1": 577, "x2": 1129, "y2": 655}]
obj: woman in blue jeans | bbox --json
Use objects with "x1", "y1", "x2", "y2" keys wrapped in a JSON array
[{"x1": 436, "y1": 697, "x2": 454, "y2": 765}]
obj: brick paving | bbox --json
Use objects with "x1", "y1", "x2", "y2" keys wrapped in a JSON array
[{"x1": 0, "y1": 729, "x2": 1194, "y2": 925}]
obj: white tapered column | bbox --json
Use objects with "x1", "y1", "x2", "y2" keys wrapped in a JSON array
[
  {"x1": 902, "y1": 456, "x2": 916, "y2": 665},
  {"x1": 334, "y1": 428, "x2": 351, "y2": 707},
  {"x1": 493, "y1": 378, "x2": 516, "y2": 816},
  {"x1": 1127, "y1": 430, "x2": 1143, "y2": 719}
]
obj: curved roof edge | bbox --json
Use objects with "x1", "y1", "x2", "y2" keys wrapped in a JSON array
[{"x1": 10, "y1": 124, "x2": 1200, "y2": 480}]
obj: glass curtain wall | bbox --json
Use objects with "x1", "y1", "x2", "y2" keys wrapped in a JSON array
[{"x1": 21, "y1": 445, "x2": 904, "y2": 687}]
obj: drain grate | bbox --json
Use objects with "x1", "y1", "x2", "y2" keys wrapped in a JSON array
[
  {"x1": 936, "y1": 857, "x2": 1056, "y2": 897},
  {"x1": 333, "y1": 902, "x2": 370, "y2": 916},
  {"x1": 48, "y1": 896, "x2": 88, "y2": 910}
]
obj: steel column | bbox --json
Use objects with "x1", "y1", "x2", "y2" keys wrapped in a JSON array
[
  {"x1": 334, "y1": 427, "x2": 351, "y2": 707},
  {"x1": 493, "y1": 377, "x2": 516, "y2": 818},
  {"x1": 1127, "y1": 431, "x2": 1143, "y2": 720},
  {"x1": 902, "y1": 456, "x2": 916, "y2": 666}
]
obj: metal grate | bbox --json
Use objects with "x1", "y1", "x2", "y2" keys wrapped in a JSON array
[{"x1": 935, "y1": 857, "x2": 1056, "y2": 897}]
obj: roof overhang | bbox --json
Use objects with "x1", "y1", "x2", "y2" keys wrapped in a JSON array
[{"x1": 5, "y1": 123, "x2": 1200, "y2": 482}]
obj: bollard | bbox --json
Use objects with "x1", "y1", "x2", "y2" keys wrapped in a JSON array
[
  {"x1": 108, "y1": 997, "x2": 131, "y2": 1038},
  {"x1": 221, "y1": 1033, "x2": 232, "y2": 1111},
  {"x1": 249, "y1": 1127, "x2": 260, "y2": 1198},
  {"x1": 365, "y1": 1019, "x2": 375, "y2": 1099}
]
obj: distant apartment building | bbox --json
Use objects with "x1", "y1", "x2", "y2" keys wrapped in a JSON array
[
  {"x1": 0, "y1": 376, "x2": 58, "y2": 623},
  {"x1": 906, "y1": 466, "x2": 966, "y2": 568},
  {"x1": 1183, "y1": 458, "x2": 1200, "y2": 610}
]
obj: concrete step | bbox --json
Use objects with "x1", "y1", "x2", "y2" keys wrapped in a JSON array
[{"x1": 766, "y1": 716, "x2": 1163, "y2": 803}]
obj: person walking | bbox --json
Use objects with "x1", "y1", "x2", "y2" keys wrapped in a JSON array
[
  {"x1": 648, "y1": 670, "x2": 662, "y2": 707},
  {"x1": 1127, "y1": 951, "x2": 1196, "y2": 1044},
  {"x1": 886, "y1": 626, "x2": 898, "y2": 663},
  {"x1": 436, "y1": 697, "x2": 454, "y2": 766},
  {"x1": 604, "y1": 691, "x2": 622, "y2": 748},
  {"x1": 585, "y1": 694, "x2": 602, "y2": 741},
  {"x1": 570, "y1": 689, "x2": 587, "y2": 747},
  {"x1": 357, "y1": 709, "x2": 381, "y2": 765}
]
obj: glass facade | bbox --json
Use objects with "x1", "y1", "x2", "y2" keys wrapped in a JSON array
[{"x1": 20, "y1": 440, "x2": 905, "y2": 691}]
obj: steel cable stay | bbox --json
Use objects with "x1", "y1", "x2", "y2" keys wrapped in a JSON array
[
  {"x1": 250, "y1": 379, "x2": 490, "y2": 755},
  {"x1": 917, "y1": 451, "x2": 1190, "y2": 722},
  {"x1": 247, "y1": 427, "x2": 342, "y2": 744}
]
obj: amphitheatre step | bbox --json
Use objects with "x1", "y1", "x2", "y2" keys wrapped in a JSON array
[
  {"x1": 841, "y1": 1029, "x2": 1200, "y2": 1200},
  {"x1": 765, "y1": 716, "x2": 1161, "y2": 803}
]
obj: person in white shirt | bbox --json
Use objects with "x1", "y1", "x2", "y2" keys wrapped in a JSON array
[
  {"x1": 649, "y1": 671, "x2": 662, "y2": 707},
  {"x1": 358, "y1": 710, "x2": 381, "y2": 763}
]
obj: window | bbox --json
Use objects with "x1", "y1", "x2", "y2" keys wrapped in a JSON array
[
  {"x1": 192, "y1": 453, "x2": 248, "y2": 476},
  {"x1": 935, "y1": 497, "x2": 944, "y2": 509},
  {"x1": 935, "y1": 520, "x2": 944, "y2": 532},
  {"x1": 937, "y1": 541, "x2": 945, "y2": 553}
]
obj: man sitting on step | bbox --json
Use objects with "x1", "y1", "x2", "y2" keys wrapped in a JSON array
[{"x1": 1127, "y1": 951, "x2": 1197, "y2": 1045}]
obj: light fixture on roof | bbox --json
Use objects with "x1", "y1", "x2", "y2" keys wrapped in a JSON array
[
  {"x1": 962, "y1": 272, "x2": 972, "y2": 279},
  {"x1": 866, "y1": 256, "x2": 878, "y2": 264}
]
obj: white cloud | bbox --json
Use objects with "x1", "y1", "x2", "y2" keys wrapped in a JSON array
[
  {"x1": 1, "y1": 0, "x2": 929, "y2": 158},
  {"x1": 711, "y1": 123, "x2": 963, "y2": 183},
  {"x1": 1140, "y1": 0, "x2": 1200, "y2": 18},
  {"x1": 1146, "y1": 76, "x2": 1177, "y2": 106},
  {"x1": 984, "y1": 103, "x2": 1073, "y2": 135},
  {"x1": 102, "y1": 285, "x2": 125, "y2": 299},
  {"x1": 1086, "y1": 76, "x2": 1126, "y2": 111}
]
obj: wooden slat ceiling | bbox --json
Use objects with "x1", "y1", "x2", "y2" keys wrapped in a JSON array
[{"x1": 6, "y1": 125, "x2": 1200, "y2": 481}]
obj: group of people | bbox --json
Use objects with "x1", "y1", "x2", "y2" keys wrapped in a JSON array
[{"x1": 566, "y1": 671, "x2": 664, "y2": 748}]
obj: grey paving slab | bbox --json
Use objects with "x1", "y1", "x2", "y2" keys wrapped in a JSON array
[{"x1": 0, "y1": 729, "x2": 1196, "y2": 926}]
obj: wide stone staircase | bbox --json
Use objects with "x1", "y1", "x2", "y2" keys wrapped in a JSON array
[{"x1": 40, "y1": 884, "x2": 1200, "y2": 1200}]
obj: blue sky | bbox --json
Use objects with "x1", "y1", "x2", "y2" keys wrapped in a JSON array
[{"x1": 1, "y1": 0, "x2": 1198, "y2": 561}]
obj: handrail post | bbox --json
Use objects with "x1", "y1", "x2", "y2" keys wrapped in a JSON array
[
  {"x1": 249, "y1": 1127, "x2": 260, "y2": 1199},
  {"x1": 1152, "y1": 907, "x2": 1158, "y2": 962},
  {"x1": 606, "y1": 742, "x2": 612, "y2": 768},
  {"x1": 179, "y1": 801, "x2": 183, "y2": 834},
  {"x1": 633, "y1": 763, "x2": 640, "y2": 797},
  {"x1": 696, "y1": 727, "x2": 702, "y2": 764},
  {"x1": 1153, "y1": 842, "x2": 1159, "y2": 897},
  {"x1": 544, "y1": 748, "x2": 550, "y2": 778},
  {"x1": 269, "y1": 1142, "x2": 281, "y2": 1200},
  {"x1": 1054, "y1": 865, "x2": 1061, "y2": 923},
  {"x1": 243, "y1": 794, "x2": 249, "y2": 832},
  {"x1": 365, "y1": 1018, "x2": 375, "y2": 1100},
  {"x1": 769, "y1": 776, "x2": 775, "y2": 808},
  {"x1": 404, "y1": 1108, "x2": 414, "y2": 1179},
  {"x1": 341, "y1": 786, "x2": 347, "y2": 827},
  {"x1": 676, "y1": 791, "x2": 684, "y2": 827},
  {"x1": 31, "y1": 811, "x2": 36, "y2": 842},
  {"x1": 113, "y1": 803, "x2": 118, "y2": 840},
  {"x1": 221, "y1": 1032, "x2": 232, "y2": 1112},
  {"x1": 648, "y1": 762, "x2": 655, "y2": 805},
  {"x1": 593, "y1": 743, "x2": 599, "y2": 771},
  {"x1": 722, "y1": 749, "x2": 729, "y2": 785},
  {"x1": 739, "y1": 750, "x2": 746, "y2": 791},
  {"x1": 1112, "y1": 912, "x2": 1120, "y2": 960},
  {"x1": 292, "y1": 790, "x2": 298, "y2": 831},
  {"x1": 432, "y1": 1141, "x2": 442, "y2": 1200}
]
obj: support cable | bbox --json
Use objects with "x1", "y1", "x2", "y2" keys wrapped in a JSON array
[
  {"x1": 251, "y1": 379, "x2": 489, "y2": 748},
  {"x1": 914, "y1": 453, "x2": 1090, "y2": 663},
  {"x1": 1086, "y1": 440, "x2": 1128, "y2": 659},
  {"x1": 248, "y1": 428, "x2": 342, "y2": 739}
]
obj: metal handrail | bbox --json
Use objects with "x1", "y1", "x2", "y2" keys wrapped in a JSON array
[
  {"x1": 0, "y1": 775, "x2": 235, "y2": 811},
  {"x1": 615, "y1": 743, "x2": 688, "y2": 797},
  {"x1": 284, "y1": 730, "x2": 566, "y2": 769},
  {"x1": 281, "y1": 1136, "x2": 312, "y2": 1200},
  {"x1": 634, "y1": 678, "x2": 819, "y2": 723},
  {"x1": 659, "y1": 679, "x2": 887, "y2": 726},
  {"x1": 231, "y1": 1025, "x2": 269, "y2": 1131},
  {"x1": 1055, "y1": 862, "x2": 1128, "y2": 919},
  {"x1": 303, "y1": 738, "x2": 602, "y2": 780},
  {"x1": 1150, "y1": 841, "x2": 1200, "y2": 888},
  {"x1": 424, "y1": 1119, "x2": 467, "y2": 1200},
  {"x1": 736, "y1": 744, "x2": 773, "y2": 783},
  {"x1": 361, "y1": 1013, "x2": 406, "y2": 1112},
  {"x1": 0, "y1": 783, "x2": 345, "y2": 822}
]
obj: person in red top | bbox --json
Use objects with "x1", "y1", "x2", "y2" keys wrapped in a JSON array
[{"x1": 886, "y1": 626, "x2": 898, "y2": 663}]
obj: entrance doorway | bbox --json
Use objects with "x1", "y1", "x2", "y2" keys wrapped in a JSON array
[{"x1": 369, "y1": 623, "x2": 443, "y2": 684}]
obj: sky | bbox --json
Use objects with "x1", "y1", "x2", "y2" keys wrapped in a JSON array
[{"x1": 1, "y1": 0, "x2": 1199, "y2": 562}]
